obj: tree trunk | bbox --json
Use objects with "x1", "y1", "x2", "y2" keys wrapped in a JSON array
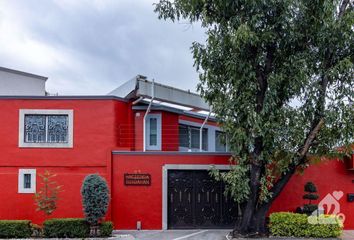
[
  {"x1": 232, "y1": 204, "x2": 270, "y2": 237},
  {"x1": 233, "y1": 164, "x2": 262, "y2": 235},
  {"x1": 252, "y1": 204, "x2": 270, "y2": 234},
  {"x1": 232, "y1": 165, "x2": 296, "y2": 237}
]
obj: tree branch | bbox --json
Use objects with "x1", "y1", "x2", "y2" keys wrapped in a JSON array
[
  {"x1": 338, "y1": 0, "x2": 350, "y2": 18},
  {"x1": 298, "y1": 118, "x2": 325, "y2": 159},
  {"x1": 265, "y1": 117, "x2": 325, "y2": 207}
]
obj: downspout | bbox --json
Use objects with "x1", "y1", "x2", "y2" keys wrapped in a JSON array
[
  {"x1": 199, "y1": 110, "x2": 211, "y2": 152},
  {"x1": 143, "y1": 79, "x2": 155, "y2": 152}
]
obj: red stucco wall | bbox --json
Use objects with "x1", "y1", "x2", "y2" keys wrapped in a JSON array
[
  {"x1": 270, "y1": 158, "x2": 354, "y2": 229},
  {"x1": 134, "y1": 110, "x2": 179, "y2": 151},
  {"x1": 112, "y1": 153, "x2": 231, "y2": 230},
  {"x1": 0, "y1": 167, "x2": 107, "y2": 224},
  {"x1": 0, "y1": 98, "x2": 129, "y2": 224},
  {"x1": 0, "y1": 99, "x2": 131, "y2": 166},
  {"x1": 112, "y1": 153, "x2": 354, "y2": 230},
  {"x1": 0, "y1": 98, "x2": 353, "y2": 230}
]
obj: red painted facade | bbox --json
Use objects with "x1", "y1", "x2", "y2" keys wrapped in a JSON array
[
  {"x1": 0, "y1": 97, "x2": 353, "y2": 230},
  {"x1": 271, "y1": 159, "x2": 354, "y2": 229},
  {"x1": 111, "y1": 153, "x2": 231, "y2": 229}
]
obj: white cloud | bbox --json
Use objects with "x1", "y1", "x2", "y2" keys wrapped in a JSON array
[{"x1": 0, "y1": 0, "x2": 205, "y2": 95}]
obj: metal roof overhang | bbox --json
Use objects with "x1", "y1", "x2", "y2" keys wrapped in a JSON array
[
  {"x1": 136, "y1": 79, "x2": 210, "y2": 111},
  {"x1": 108, "y1": 75, "x2": 211, "y2": 111}
]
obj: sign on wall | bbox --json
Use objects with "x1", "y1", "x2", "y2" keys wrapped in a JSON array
[{"x1": 124, "y1": 173, "x2": 151, "y2": 186}]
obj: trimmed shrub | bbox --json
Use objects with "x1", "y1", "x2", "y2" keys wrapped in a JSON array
[
  {"x1": 43, "y1": 218, "x2": 113, "y2": 238},
  {"x1": 297, "y1": 181, "x2": 320, "y2": 215},
  {"x1": 0, "y1": 220, "x2": 32, "y2": 238},
  {"x1": 269, "y1": 212, "x2": 342, "y2": 238},
  {"x1": 303, "y1": 182, "x2": 319, "y2": 215},
  {"x1": 81, "y1": 174, "x2": 110, "y2": 225},
  {"x1": 43, "y1": 218, "x2": 90, "y2": 238},
  {"x1": 100, "y1": 221, "x2": 114, "y2": 237},
  {"x1": 303, "y1": 204, "x2": 319, "y2": 214}
]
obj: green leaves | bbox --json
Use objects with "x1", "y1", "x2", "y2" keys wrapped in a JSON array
[
  {"x1": 155, "y1": 0, "x2": 353, "y2": 204},
  {"x1": 210, "y1": 162, "x2": 250, "y2": 203},
  {"x1": 81, "y1": 174, "x2": 110, "y2": 225}
]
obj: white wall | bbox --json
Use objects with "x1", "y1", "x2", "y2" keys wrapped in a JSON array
[{"x1": 0, "y1": 68, "x2": 46, "y2": 96}]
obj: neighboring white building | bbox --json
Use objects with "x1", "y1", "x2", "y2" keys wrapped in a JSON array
[{"x1": 0, "y1": 66, "x2": 47, "y2": 96}]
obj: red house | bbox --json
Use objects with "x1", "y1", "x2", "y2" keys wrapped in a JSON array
[{"x1": 0, "y1": 67, "x2": 353, "y2": 230}]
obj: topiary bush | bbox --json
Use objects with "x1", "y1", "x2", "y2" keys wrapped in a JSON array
[
  {"x1": 0, "y1": 220, "x2": 32, "y2": 238},
  {"x1": 269, "y1": 212, "x2": 342, "y2": 238},
  {"x1": 43, "y1": 218, "x2": 90, "y2": 238},
  {"x1": 297, "y1": 181, "x2": 319, "y2": 215},
  {"x1": 81, "y1": 174, "x2": 110, "y2": 226}
]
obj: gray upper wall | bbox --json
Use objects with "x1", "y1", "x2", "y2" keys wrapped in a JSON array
[{"x1": 0, "y1": 66, "x2": 47, "y2": 96}]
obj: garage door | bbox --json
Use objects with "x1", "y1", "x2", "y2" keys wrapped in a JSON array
[{"x1": 168, "y1": 170, "x2": 240, "y2": 229}]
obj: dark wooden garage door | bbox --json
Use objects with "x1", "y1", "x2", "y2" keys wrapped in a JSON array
[{"x1": 168, "y1": 170, "x2": 240, "y2": 229}]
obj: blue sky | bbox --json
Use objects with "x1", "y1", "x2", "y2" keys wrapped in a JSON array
[{"x1": 0, "y1": 0, "x2": 205, "y2": 95}]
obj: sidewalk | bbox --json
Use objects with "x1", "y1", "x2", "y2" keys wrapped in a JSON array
[
  {"x1": 112, "y1": 230, "x2": 354, "y2": 240},
  {"x1": 341, "y1": 230, "x2": 354, "y2": 240}
]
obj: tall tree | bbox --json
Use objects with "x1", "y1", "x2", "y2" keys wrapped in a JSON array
[{"x1": 155, "y1": 0, "x2": 353, "y2": 236}]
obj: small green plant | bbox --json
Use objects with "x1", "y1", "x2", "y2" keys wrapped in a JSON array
[
  {"x1": 34, "y1": 170, "x2": 62, "y2": 215},
  {"x1": 269, "y1": 212, "x2": 342, "y2": 238},
  {"x1": 81, "y1": 174, "x2": 110, "y2": 236}
]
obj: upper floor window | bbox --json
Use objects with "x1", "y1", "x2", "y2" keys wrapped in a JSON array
[
  {"x1": 215, "y1": 130, "x2": 227, "y2": 152},
  {"x1": 179, "y1": 124, "x2": 208, "y2": 151},
  {"x1": 145, "y1": 114, "x2": 161, "y2": 150},
  {"x1": 19, "y1": 109, "x2": 74, "y2": 148},
  {"x1": 24, "y1": 115, "x2": 68, "y2": 143}
]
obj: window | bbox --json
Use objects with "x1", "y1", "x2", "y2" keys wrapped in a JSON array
[
  {"x1": 24, "y1": 174, "x2": 32, "y2": 188},
  {"x1": 19, "y1": 109, "x2": 74, "y2": 148},
  {"x1": 179, "y1": 124, "x2": 208, "y2": 151},
  {"x1": 24, "y1": 115, "x2": 68, "y2": 143},
  {"x1": 18, "y1": 169, "x2": 36, "y2": 193},
  {"x1": 215, "y1": 131, "x2": 227, "y2": 152},
  {"x1": 145, "y1": 114, "x2": 161, "y2": 150}
]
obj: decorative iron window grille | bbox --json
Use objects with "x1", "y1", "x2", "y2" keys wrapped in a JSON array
[
  {"x1": 23, "y1": 174, "x2": 31, "y2": 189},
  {"x1": 24, "y1": 115, "x2": 69, "y2": 143}
]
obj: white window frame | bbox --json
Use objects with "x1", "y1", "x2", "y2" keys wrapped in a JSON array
[
  {"x1": 179, "y1": 120, "x2": 217, "y2": 152},
  {"x1": 178, "y1": 124, "x2": 208, "y2": 152},
  {"x1": 215, "y1": 130, "x2": 229, "y2": 152},
  {"x1": 145, "y1": 114, "x2": 162, "y2": 150},
  {"x1": 18, "y1": 169, "x2": 36, "y2": 193},
  {"x1": 19, "y1": 109, "x2": 74, "y2": 148}
]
